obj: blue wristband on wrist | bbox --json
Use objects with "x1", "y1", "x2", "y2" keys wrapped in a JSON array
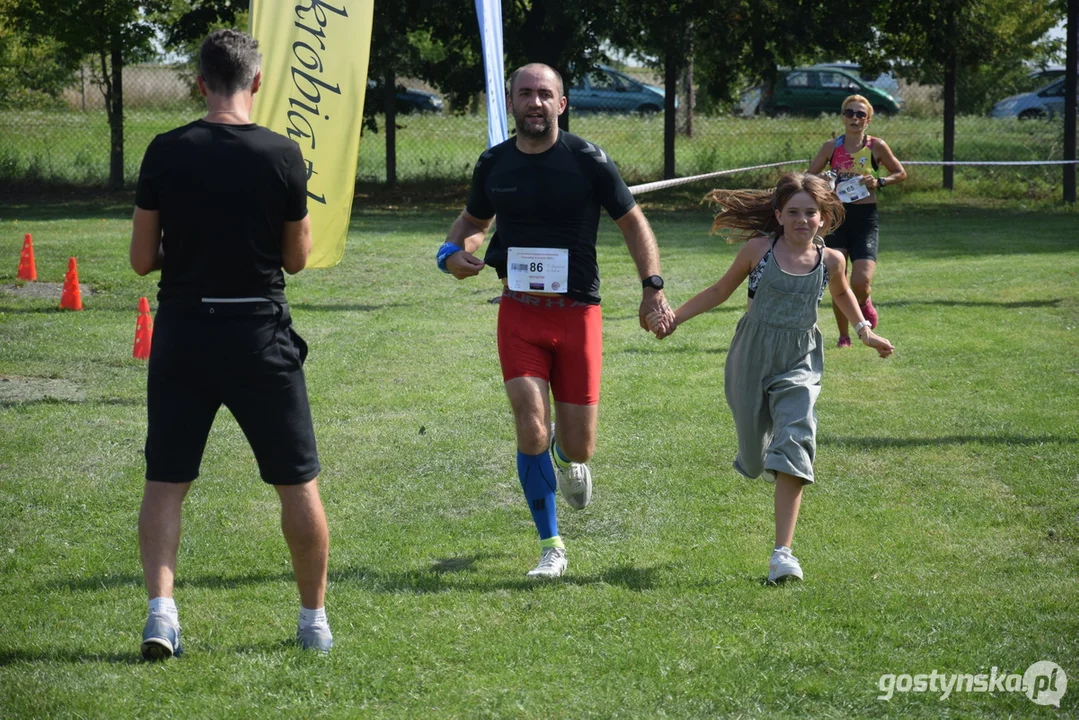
[{"x1": 436, "y1": 241, "x2": 463, "y2": 273}]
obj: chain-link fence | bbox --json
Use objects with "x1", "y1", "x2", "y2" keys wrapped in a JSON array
[{"x1": 1, "y1": 63, "x2": 1074, "y2": 200}]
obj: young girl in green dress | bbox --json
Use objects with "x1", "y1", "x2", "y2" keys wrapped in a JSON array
[{"x1": 648, "y1": 172, "x2": 894, "y2": 583}]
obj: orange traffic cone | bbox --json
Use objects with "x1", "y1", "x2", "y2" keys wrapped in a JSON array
[
  {"x1": 59, "y1": 257, "x2": 83, "y2": 311},
  {"x1": 17, "y1": 233, "x2": 36, "y2": 281},
  {"x1": 133, "y1": 297, "x2": 153, "y2": 359}
]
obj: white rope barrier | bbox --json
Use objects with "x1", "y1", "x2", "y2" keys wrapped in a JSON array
[
  {"x1": 903, "y1": 160, "x2": 1079, "y2": 166},
  {"x1": 628, "y1": 160, "x2": 809, "y2": 195},
  {"x1": 628, "y1": 158, "x2": 1079, "y2": 195}
]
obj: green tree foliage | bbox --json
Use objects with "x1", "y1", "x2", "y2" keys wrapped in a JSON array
[
  {"x1": 872, "y1": 0, "x2": 1063, "y2": 113},
  {"x1": 8, "y1": 0, "x2": 168, "y2": 187},
  {"x1": 0, "y1": 9, "x2": 81, "y2": 109}
]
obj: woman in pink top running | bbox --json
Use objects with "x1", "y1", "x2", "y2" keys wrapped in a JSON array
[{"x1": 808, "y1": 94, "x2": 906, "y2": 347}]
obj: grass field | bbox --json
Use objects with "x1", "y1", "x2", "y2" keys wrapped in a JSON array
[
  {"x1": 2, "y1": 108, "x2": 1073, "y2": 198},
  {"x1": 0, "y1": 192, "x2": 1077, "y2": 718}
]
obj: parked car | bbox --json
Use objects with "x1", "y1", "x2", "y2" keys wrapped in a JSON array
[
  {"x1": 758, "y1": 68, "x2": 903, "y2": 117},
  {"x1": 1028, "y1": 66, "x2": 1065, "y2": 84},
  {"x1": 810, "y1": 63, "x2": 903, "y2": 103},
  {"x1": 567, "y1": 65, "x2": 669, "y2": 113},
  {"x1": 395, "y1": 87, "x2": 443, "y2": 114},
  {"x1": 990, "y1": 78, "x2": 1074, "y2": 120},
  {"x1": 367, "y1": 79, "x2": 444, "y2": 114}
]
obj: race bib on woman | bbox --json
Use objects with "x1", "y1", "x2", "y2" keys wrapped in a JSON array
[
  {"x1": 836, "y1": 177, "x2": 871, "y2": 203},
  {"x1": 507, "y1": 247, "x2": 569, "y2": 293}
]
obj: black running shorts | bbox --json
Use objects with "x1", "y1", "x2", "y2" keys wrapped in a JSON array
[
  {"x1": 144, "y1": 299, "x2": 319, "y2": 485},
  {"x1": 824, "y1": 203, "x2": 879, "y2": 262}
]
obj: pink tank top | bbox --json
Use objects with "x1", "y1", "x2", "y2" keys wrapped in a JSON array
[{"x1": 830, "y1": 135, "x2": 877, "y2": 182}]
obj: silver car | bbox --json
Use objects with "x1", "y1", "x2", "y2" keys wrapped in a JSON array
[{"x1": 991, "y1": 78, "x2": 1073, "y2": 120}]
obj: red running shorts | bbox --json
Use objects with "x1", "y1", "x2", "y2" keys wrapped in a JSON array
[{"x1": 496, "y1": 289, "x2": 602, "y2": 406}]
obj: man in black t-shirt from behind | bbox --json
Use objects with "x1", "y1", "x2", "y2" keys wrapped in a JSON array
[
  {"x1": 439, "y1": 63, "x2": 676, "y2": 578},
  {"x1": 129, "y1": 29, "x2": 332, "y2": 659}
]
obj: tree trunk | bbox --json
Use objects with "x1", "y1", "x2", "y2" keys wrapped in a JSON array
[
  {"x1": 684, "y1": 53, "x2": 694, "y2": 138},
  {"x1": 664, "y1": 41, "x2": 678, "y2": 179},
  {"x1": 108, "y1": 43, "x2": 124, "y2": 190},
  {"x1": 384, "y1": 70, "x2": 397, "y2": 189},
  {"x1": 1064, "y1": 0, "x2": 1077, "y2": 203},
  {"x1": 942, "y1": 53, "x2": 956, "y2": 191}
]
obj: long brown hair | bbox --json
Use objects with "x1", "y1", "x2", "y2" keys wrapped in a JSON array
[{"x1": 704, "y1": 172, "x2": 845, "y2": 242}]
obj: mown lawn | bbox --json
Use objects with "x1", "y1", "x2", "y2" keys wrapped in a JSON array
[{"x1": 0, "y1": 196, "x2": 1076, "y2": 718}]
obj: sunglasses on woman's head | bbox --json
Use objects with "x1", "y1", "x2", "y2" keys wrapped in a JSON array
[{"x1": 843, "y1": 109, "x2": 868, "y2": 119}]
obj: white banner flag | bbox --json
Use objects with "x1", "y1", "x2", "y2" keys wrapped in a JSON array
[{"x1": 474, "y1": 0, "x2": 508, "y2": 147}]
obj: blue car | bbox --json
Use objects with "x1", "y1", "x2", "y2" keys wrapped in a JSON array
[
  {"x1": 568, "y1": 65, "x2": 670, "y2": 114},
  {"x1": 991, "y1": 78, "x2": 1073, "y2": 120}
]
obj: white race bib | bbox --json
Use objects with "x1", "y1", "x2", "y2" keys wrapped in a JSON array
[
  {"x1": 507, "y1": 247, "x2": 569, "y2": 293},
  {"x1": 836, "y1": 177, "x2": 871, "y2": 203}
]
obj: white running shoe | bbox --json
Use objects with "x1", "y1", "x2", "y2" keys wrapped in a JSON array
[
  {"x1": 526, "y1": 547, "x2": 567, "y2": 578},
  {"x1": 550, "y1": 430, "x2": 593, "y2": 510},
  {"x1": 768, "y1": 547, "x2": 804, "y2": 584}
]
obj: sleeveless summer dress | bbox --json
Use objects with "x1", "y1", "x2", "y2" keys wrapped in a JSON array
[{"x1": 724, "y1": 238, "x2": 827, "y2": 484}]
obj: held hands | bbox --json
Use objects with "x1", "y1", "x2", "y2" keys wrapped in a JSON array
[
  {"x1": 445, "y1": 250, "x2": 485, "y2": 279},
  {"x1": 639, "y1": 291, "x2": 676, "y2": 339},
  {"x1": 861, "y1": 329, "x2": 895, "y2": 358},
  {"x1": 646, "y1": 309, "x2": 678, "y2": 339}
]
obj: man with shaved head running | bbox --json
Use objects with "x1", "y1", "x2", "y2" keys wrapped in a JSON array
[{"x1": 437, "y1": 63, "x2": 675, "y2": 578}]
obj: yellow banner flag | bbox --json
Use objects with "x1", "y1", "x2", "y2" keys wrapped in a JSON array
[{"x1": 250, "y1": 0, "x2": 374, "y2": 268}]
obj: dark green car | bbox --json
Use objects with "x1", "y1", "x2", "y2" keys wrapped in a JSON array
[{"x1": 760, "y1": 68, "x2": 903, "y2": 117}]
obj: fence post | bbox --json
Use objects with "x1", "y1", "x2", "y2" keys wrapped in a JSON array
[
  {"x1": 108, "y1": 46, "x2": 124, "y2": 190},
  {"x1": 663, "y1": 44, "x2": 677, "y2": 180},
  {"x1": 942, "y1": 55, "x2": 956, "y2": 191},
  {"x1": 384, "y1": 71, "x2": 397, "y2": 189},
  {"x1": 1065, "y1": 0, "x2": 1077, "y2": 204},
  {"x1": 684, "y1": 52, "x2": 694, "y2": 138}
]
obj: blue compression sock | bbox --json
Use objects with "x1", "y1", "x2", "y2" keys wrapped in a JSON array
[{"x1": 517, "y1": 450, "x2": 559, "y2": 541}]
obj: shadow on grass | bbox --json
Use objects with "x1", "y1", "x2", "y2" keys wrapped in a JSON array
[
  {"x1": 0, "y1": 305, "x2": 69, "y2": 314},
  {"x1": 52, "y1": 557, "x2": 664, "y2": 595},
  {"x1": 330, "y1": 560, "x2": 663, "y2": 593},
  {"x1": 0, "y1": 641, "x2": 308, "y2": 666},
  {"x1": 0, "y1": 199, "x2": 135, "y2": 222},
  {"x1": 290, "y1": 302, "x2": 415, "y2": 313},
  {"x1": 604, "y1": 307, "x2": 740, "y2": 326},
  {"x1": 820, "y1": 434, "x2": 1077, "y2": 448},
  {"x1": 0, "y1": 648, "x2": 141, "y2": 666},
  {"x1": 873, "y1": 298, "x2": 1064, "y2": 310},
  {"x1": 51, "y1": 572, "x2": 289, "y2": 593},
  {"x1": 0, "y1": 397, "x2": 144, "y2": 408},
  {"x1": 622, "y1": 344, "x2": 727, "y2": 355}
]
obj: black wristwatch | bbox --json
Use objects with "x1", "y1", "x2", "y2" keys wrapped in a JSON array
[
  {"x1": 878, "y1": 177, "x2": 887, "y2": 188},
  {"x1": 642, "y1": 275, "x2": 664, "y2": 291}
]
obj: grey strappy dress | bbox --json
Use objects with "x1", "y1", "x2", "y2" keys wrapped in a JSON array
[{"x1": 725, "y1": 238, "x2": 826, "y2": 484}]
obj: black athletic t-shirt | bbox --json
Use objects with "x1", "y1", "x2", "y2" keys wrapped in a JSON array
[
  {"x1": 135, "y1": 120, "x2": 308, "y2": 303},
  {"x1": 466, "y1": 130, "x2": 636, "y2": 304}
]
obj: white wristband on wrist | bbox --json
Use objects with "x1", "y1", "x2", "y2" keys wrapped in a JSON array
[{"x1": 854, "y1": 320, "x2": 871, "y2": 337}]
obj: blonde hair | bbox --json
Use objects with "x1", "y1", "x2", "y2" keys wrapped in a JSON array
[
  {"x1": 842, "y1": 94, "x2": 873, "y2": 121},
  {"x1": 704, "y1": 172, "x2": 845, "y2": 242}
]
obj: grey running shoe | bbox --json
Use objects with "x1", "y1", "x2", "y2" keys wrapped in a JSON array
[
  {"x1": 141, "y1": 612, "x2": 182, "y2": 660},
  {"x1": 526, "y1": 546, "x2": 567, "y2": 578},
  {"x1": 296, "y1": 625, "x2": 333, "y2": 654}
]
